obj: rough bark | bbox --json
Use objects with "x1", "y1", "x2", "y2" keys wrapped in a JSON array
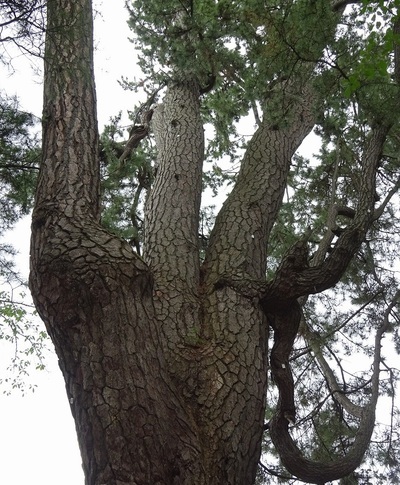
[
  {"x1": 31, "y1": 1, "x2": 199, "y2": 484},
  {"x1": 30, "y1": 1, "x2": 266, "y2": 483},
  {"x1": 31, "y1": 1, "x2": 198, "y2": 483},
  {"x1": 29, "y1": 1, "x2": 395, "y2": 484}
]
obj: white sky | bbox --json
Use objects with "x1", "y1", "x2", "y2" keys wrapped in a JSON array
[{"x1": 0, "y1": 2, "x2": 138, "y2": 483}]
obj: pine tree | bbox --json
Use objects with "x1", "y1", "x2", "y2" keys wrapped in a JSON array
[
  {"x1": 30, "y1": 0, "x2": 400, "y2": 483},
  {"x1": 0, "y1": 93, "x2": 45, "y2": 393}
]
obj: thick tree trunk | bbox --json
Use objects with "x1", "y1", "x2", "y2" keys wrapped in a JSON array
[
  {"x1": 30, "y1": 1, "x2": 267, "y2": 483},
  {"x1": 30, "y1": 1, "x2": 390, "y2": 484}
]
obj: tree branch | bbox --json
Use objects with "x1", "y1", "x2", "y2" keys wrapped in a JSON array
[
  {"x1": 304, "y1": 323, "x2": 364, "y2": 418},
  {"x1": 203, "y1": 81, "x2": 317, "y2": 286},
  {"x1": 373, "y1": 174, "x2": 400, "y2": 221},
  {"x1": 268, "y1": 291, "x2": 397, "y2": 484},
  {"x1": 260, "y1": 124, "x2": 391, "y2": 304}
]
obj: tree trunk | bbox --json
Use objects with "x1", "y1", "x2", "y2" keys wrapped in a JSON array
[
  {"x1": 30, "y1": 1, "x2": 268, "y2": 483},
  {"x1": 30, "y1": 1, "x2": 389, "y2": 484}
]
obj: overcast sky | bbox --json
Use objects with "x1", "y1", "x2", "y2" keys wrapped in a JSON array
[{"x1": 0, "y1": 2, "x2": 138, "y2": 483}]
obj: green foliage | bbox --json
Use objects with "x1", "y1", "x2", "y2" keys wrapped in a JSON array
[
  {"x1": 0, "y1": 289, "x2": 47, "y2": 395},
  {"x1": 0, "y1": 246, "x2": 48, "y2": 395},
  {"x1": 99, "y1": 114, "x2": 154, "y2": 249},
  {"x1": 0, "y1": 92, "x2": 39, "y2": 233},
  {"x1": 0, "y1": 93, "x2": 45, "y2": 393},
  {"x1": 0, "y1": 0, "x2": 46, "y2": 62},
  {"x1": 126, "y1": 0, "x2": 339, "y2": 165},
  {"x1": 338, "y1": 2, "x2": 400, "y2": 103}
]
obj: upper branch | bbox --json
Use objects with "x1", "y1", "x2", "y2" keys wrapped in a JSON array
[
  {"x1": 35, "y1": 0, "x2": 100, "y2": 221},
  {"x1": 202, "y1": 1, "x2": 346, "y2": 287},
  {"x1": 144, "y1": 80, "x2": 204, "y2": 294},
  {"x1": 261, "y1": 124, "x2": 391, "y2": 305},
  {"x1": 203, "y1": 81, "x2": 317, "y2": 286},
  {"x1": 30, "y1": 0, "x2": 152, "y2": 344}
]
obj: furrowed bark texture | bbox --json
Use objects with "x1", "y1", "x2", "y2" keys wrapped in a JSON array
[
  {"x1": 31, "y1": 1, "x2": 203, "y2": 484},
  {"x1": 29, "y1": 0, "x2": 392, "y2": 484},
  {"x1": 144, "y1": 81, "x2": 203, "y2": 352},
  {"x1": 30, "y1": 1, "x2": 267, "y2": 483}
]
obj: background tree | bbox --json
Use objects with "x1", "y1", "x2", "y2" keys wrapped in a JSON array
[
  {"x1": 0, "y1": 91, "x2": 45, "y2": 393},
  {"x1": 30, "y1": 0, "x2": 400, "y2": 484},
  {"x1": 0, "y1": 1, "x2": 47, "y2": 392},
  {"x1": 0, "y1": 93, "x2": 39, "y2": 226},
  {"x1": 0, "y1": 0, "x2": 46, "y2": 63}
]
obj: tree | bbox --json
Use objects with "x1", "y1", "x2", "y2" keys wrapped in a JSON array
[
  {"x1": 0, "y1": 92, "x2": 45, "y2": 393},
  {"x1": 29, "y1": 0, "x2": 400, "y2": 484},
  {"x1": 0, "y1": 93, "x2": 39, "y2": 226},
  {"x1": 0, "y1": 0, "x2": 46, "y2": 63},
  {"x1": 0, "y1": 1, "x2": 48, "y2": 392}
]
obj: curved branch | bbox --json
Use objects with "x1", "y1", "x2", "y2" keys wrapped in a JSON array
[
  {"x1": 267, "y1": 291, "x2": 397, "y2": 484},
  {"x1": 261, "y1": 124, "x2": 391, "y2": 304},
  {"x1": 269, "y1": 406, "x2": 375, "y2": 485},
  {"x1": 118, "y1": 120, "x2": 151, "y2": 164}
]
